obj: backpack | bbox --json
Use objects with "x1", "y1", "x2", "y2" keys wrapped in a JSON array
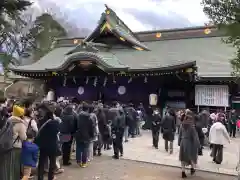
[{"x1": 0, "y1": 120, "x2": 18, "y2": 153}]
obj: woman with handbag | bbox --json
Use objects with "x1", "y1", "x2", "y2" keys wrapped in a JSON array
[{"x1": 23, "y1": 108, "x2": 38, "y2": 134}]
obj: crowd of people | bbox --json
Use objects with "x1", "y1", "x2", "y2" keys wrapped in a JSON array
[
  {"x1": 0, "y1": 97, "x2": 237, "y2": 179},
  {"x1": 0, "y1": 99, "x2": 145, "y2": 180},
  {"x1": 151, "y1": 108, "x2": 234, "y2": 178}
]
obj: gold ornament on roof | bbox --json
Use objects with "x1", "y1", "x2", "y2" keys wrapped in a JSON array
[
  {"x1": 52, "y1": 72, "x2": 58, "y2": 76},
  {"x1": 204, "y1": 28, "x2": 211, "y2": 34},
  {"x1": 185, "y1": 68, "x2": 193, "y2": 73},
  {"x1": 156, "y1": 33, "x2": 162, "y2": 38},
  {"x1": 73, "y1": 39, "x2": 79, "y2": 44},
  {"x1": 106, "y1": 22, "x2": 111, "y2": 29},
  {"x1": 101, "y1": 22, "x2": 111, "y2": 33},
  {"x1": 106, "y1": 10, "x2": 110, "y2": 15},
  {"x1": 134, "y1": 46, "x2": 143, "y2": 51},
  {"x1": 119, "y1": 37, "x2": 125, "y2": 41}
]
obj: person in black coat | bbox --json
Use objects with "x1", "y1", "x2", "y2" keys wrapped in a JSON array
[
  {"x1": 35, "y1": 104, "x2": 60, "y2": 180},
  {"x1": 74, "y1": 103, "x2": 94, "y2": 167},
  {"x1": 125, "y1": 104, "x2": 137, "y2": 138},
  {"x1": 95, "y1": 108, "x2": 108, "y2": 154},
  {"x1": 194, "y1": 115, "x2": 205, "y2": 155},
  {"x1": 161, "y1": 109, "x2": 176, "y2": 154},
  {"x1": 101, "y1": 108, "x2": 112, "y2": 150},
  {"x1": 60, "y1": 105, "x2": 77, "y2": 166},
  {"x1": 151, "y1": 109, "x2": 161, "y2": 149},
  {"x1": 111, "y1": 109, "x2": 125, "y2": 159}
]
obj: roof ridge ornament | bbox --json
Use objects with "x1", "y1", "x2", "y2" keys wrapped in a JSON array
[
  {"x1": 84, "y1": 4, "x2": 150, "y2": 51},
  {"x1": 66, "y1": 41, "x2": 100, "y2": 55},
  {"x1": 104, "y1": 4, "x2": 111, "y2": 15}
]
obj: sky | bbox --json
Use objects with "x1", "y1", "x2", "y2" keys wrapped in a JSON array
[{"x1": 34, "y1": 0, "x2": 209, "y2": 32}]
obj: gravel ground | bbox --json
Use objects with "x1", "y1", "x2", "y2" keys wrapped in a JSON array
[{"x1": 56, "y1": 156, "x2": 236, "y2": 180}]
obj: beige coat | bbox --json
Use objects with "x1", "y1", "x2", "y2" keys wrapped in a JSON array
[{"x1": 8, "y1": 116, "x2": 27, "y2": 148}]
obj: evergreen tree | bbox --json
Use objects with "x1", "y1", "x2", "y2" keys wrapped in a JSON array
[
  {"x1": 0, "y1": 0, "x2": 32, "y2": 75},
  {"x1": 202, "y1": 0, "x2": 240, "y2": 75},
  {"x1": 28, "y1": 13, "x2": 67, "y2": 60},
  {"x1": 0, "y1": 0, "x2": 32, "y2": 27}
]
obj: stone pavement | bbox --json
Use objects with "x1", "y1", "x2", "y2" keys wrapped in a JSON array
[
  {"x1": 102, "y1": 130, "x2": 240, "y2": 176},
  {"x1": 58, "y1": 157, "x2": 235, "y2": 180}
]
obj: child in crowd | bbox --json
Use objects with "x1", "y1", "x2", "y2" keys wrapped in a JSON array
[{"x1": 21, "y1": 132, "x2": 39, "y2": 180}]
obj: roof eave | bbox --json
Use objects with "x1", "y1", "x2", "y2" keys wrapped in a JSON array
[
  {"x1": 127, "y1": 61, "x2": 196, "y2": 72},
  {"x1": 10, "y1": 61, "x2": 196, "y2": 74},
  {"x1": 111, "y1": 28, "x2": 150, "y2": 51},
  {"x1": 10, "y1": 52, "x2": 129, "y2": 73}
]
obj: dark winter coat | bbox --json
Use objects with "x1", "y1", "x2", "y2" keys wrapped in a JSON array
[
  {"x1": 97, "y1": 108, "x2": 109, "y2": 139},
  {"x1": 199, "y1": 110, "x2": 210, "y2": 128},
  {"x1": 60, "y1": 105, "x2": 77, "y2": 134},
  {"x1": 123, "y1": 107, "x2": 130, "y2": 127},
  {"x1": 74, "y1": 111, "x2": 94, "y2": 143},
  {"x1": 152, "y1": 112, "x2": 161, "y2": 130},
  {"x1": 161, "y1": 114, "x2": 176, "y2": 141},
  {"x1": 112, "y1": 111, "x2": 126, "y2": 130},
  {"x1": 124, "y1": 107, "x2": 137, "y2": 127},
  {"x1": 195, "y1": 115, "x2": 205, "y2": 146},
  {"x1": 107, "y1": 108, "x2": 120, "y2": 122},
  {"x1": 35, "y1": 119, "x2": 60, "y2": 155}
]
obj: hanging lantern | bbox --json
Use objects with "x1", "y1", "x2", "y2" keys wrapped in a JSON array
[
  {"x1": 128, "y1": 77, "x2": 132, "y2": 83},
  {"x1": 156, "y1": 33, "x2": 161, "y2": 38},
  {"x1": 93, "y1": 77, "x2": 98, "y2": 87},
  {"x1": 103, "y1": 77, "x2": 108, "y2": 87},
  {"x1": 73, "y1": 39, "x2": 79, "y2": 44},
  {"x1": 85, "y1": 77, "x2": 89, "y2": 84},
  {"x1": 149, "y1": 94, "x2": 158, "y2": 106},
  {"x1": 204, "y1": 28, "x2": 211, "y2": 34}
]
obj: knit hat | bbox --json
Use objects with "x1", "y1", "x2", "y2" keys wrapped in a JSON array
[{"x1": 12, "y1": 105, "x2": 25, "y2": 117}]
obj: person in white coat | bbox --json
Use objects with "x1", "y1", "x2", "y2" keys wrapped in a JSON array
[{"x1": 209, "y1": 119, "x2": 230, "y2": 164}]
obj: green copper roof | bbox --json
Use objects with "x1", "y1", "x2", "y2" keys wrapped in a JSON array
[
  {"x1": 9, "y1": 46, "x2": 127, "y2": 72},
  {"x1": 9, "y1": 37, "x2": 235, "y2": 77},
  {"x1": 112, "y1": 37, "x2": 234, "y2": 77},
  {"x1": 106, "y1": 15, "x2": 149, "y2": 50},
  {"x1": 9, "y1": 47, "x2": 74, "y2": 72}
]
